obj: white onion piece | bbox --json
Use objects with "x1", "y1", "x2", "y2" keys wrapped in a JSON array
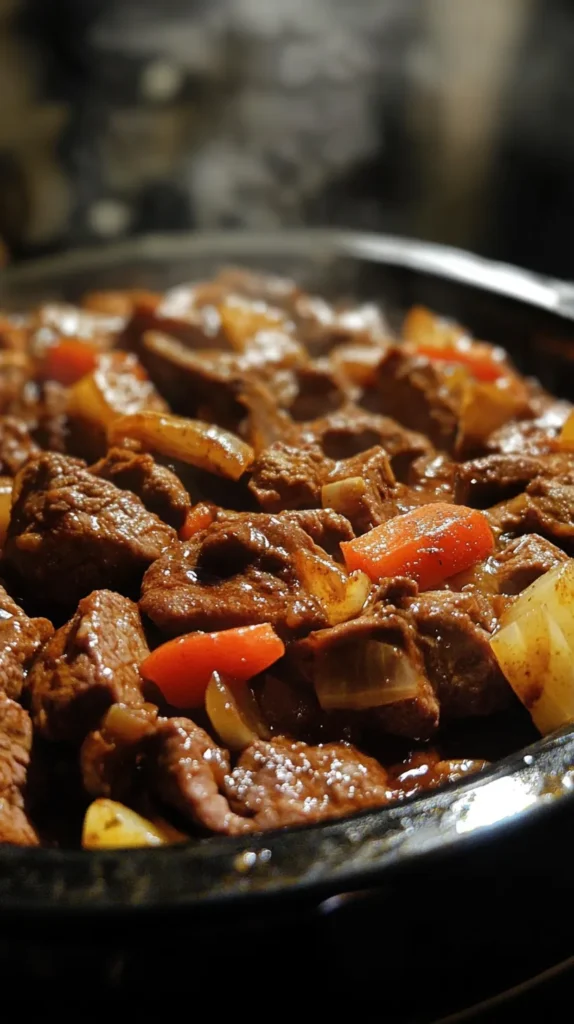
[
  {"x1": 0, "y1": 477, "x2": 12, "y2": 548},
  {"x1": 109, "y1": 410, "x2": 254, "y2": 480},
  {"x1": 490, "y1": 560, "x2": 574, "y2": 734},
  {"x1": 322, "y1": 476, "x2": 367, "y2": 518},
  {"x1": 205, "y1": 671, "x2": 270, "y2": 751},
  {"x1": 294, "y1": 548, "x2": 370, "y2": 626},
  {"x1": 315, "y1": 639, "x2": 420, "y2": 710},
  {"x1": 82, "y1": 798, "x2": 184, "y2": 849}
]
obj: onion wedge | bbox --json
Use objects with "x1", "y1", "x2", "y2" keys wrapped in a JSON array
[
  {"x1": 315, "y1": 639, "x2": 420, "y2": 710},
  {"x1": 294, "y1": 548, "x2": 370, "y2": 626},
  {"x1": 109, "y1": 410, "x2": 254, "y2": 480},
  {"x1": 205, "y1": 671, "x2": 270, "y2": 751},
  {"x1": 490, "y1": 560, "x2": 574, "y2": 734},
  {"x1": 82, "y1": 798, "x2": 185, "y2": 849}
]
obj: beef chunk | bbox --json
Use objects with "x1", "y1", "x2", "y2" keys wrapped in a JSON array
[
  {"x1": 454, "y1": 452, "x2": 574, "y2": 508},
  {"x1": 249, "y1": 442, "x2": 330, "y2": 512},
  {"x1": 0, "y1": 351, "x2": 33, "y2": 416},
  {"x1": 489, "y1": 480, "x2": 574, "y2": 551},
  {"x1": 225, "y1": 737, "x2": 391, "y2": 829},
  {"x1": 140, "y1": 512, "x2": 344, "y2": 638},
  {"x1": 493, "y1": 534, "x2": 567, "y2": 595},
  {"x1": 0, "y1": 416, "x2": 39, "y2": 476},
  {"x1": 280, "y1": 363, "x2": 350, "y2": 422},
  {"x1": 281, "y1": 508, "x2": 355, "y2": 556},
  {"x1": 373, "y1": 347, "x2": 463, "y2": 451},
  {"x1": 297, "y1": 406, "x2": 433, "y2": 481},
  {"x1": 0, "y1": 583, "x2": 53, "y2": 701},
  {"x1": 407, "y1": 453, "x2": 457, "y2": 501},
  {"x1": 486, "y1": 400, "x2": 571, "y2": 455},
  {"x1": 27, "y1": 590, "x2": 149, "y2": 743},
  {"x1": 29, "y1": 302, "x2": 125, "y2": 356},
  {"x1": 407, "y1": 591, "x2": 511, "y2": 718},
  {"x1": 5, "y1": 452, "x2": 176, "y2": 609},
  {"x1": 0, "y1": 692, "x2": 38, "y2": 845},
  {"x1": 30, "y1": 381, "x2": 69, "y2": 453},
  {"x1": 91, "y1": 447, "x2": 191, "y2": 530},
  {"x1": 81, "y1": 702, "x2": 158, "y2": 799},
  {"x1": 325, "y1": 447, "x2": 397, "y2": 534},
  {"x1": 292, "y1": 610, "x2": 440, "y2": 740},
  {"x1": 147, "y1": 715, "x2": 251, "y2": 834}
]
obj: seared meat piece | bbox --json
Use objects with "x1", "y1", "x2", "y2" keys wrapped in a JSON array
[
  {"x1": 249, "y1": 442, "x2": 331, "y2": 512},
  {"x1": 450, "y1": 533, "x2": 567, "y2": 597},
  {"x1": 0, "y1": 416, "x2": 39, "y2": 476},
  {"x1": 374, "y1": 347, "x2": 463, "y2": 451},
  {"x1": 91, "y1": 447, "x2": 191, "y2": 530},
  {"x1": 30, "y1": 381, "x2": 69, "y2": 453},
  {"x1": 0, "y1": 351, "x2": 33, "y2": 416},
  {"x1": 279, "y1": 363, "x2": 350, "y2": 422},
  {"x1": 293, "y1": 610, "x2": 440, "y2": 740},
  {"x1": 486, "y1": 400, "x2": 571, "y2": 455},
  {"x1": 147, "y1": 715, "x2": 251, "y2": 834},
  {"x1": 407, "y1": 452, "x2": 456, "y2": 501},
  {"x1": 81, "y1": 702, "x2": 158, "y2": 799},
  {"x1": 281, "y1": 508, "x2": 355, "y2": 556},
  {"x1": 28, "y1": 302, "x2": 125, "y2": 357},
  {"x1": 0, "y1": 583, "x2": 53, "y2": 701},
  {"x1": 140, "y1": 512, "x2": 344, "y2": 638},
  {"x1": 27, "y1": 590, "x2": 149, "y2": 743},
  {"x1": 297, "y1": 406, "x2": 433, "y2": 481},
  {"x1": 489, "y1": 479, "x2": 574, "y2": 551},
  {"x1": 454, "y1": 451, "x2": 574, "y2": 508},
  {"x1": 5, "y1": 453, "x2": 176, "y2": 609},
  {"x1": 408, "y1": 591, "x2": 511, "y2": 718},
  {"x1": 225, "y1": 737, "x2": 391, "y2": 829},
  {"x1": 325, "y1": 446, "x2": 397, "y2": 534},
  {"x1": 0, "y1": 691, "x2": 38, "y2": 845},
  {"x1": 127, "y1": 284, "x2": 230, "y2": 351}
]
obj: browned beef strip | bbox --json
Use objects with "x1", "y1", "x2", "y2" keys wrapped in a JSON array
[
  {"x1": 407, "y1": 453, "x2": 457, "y2": 501},
  {"x1": 488, "y1": 480, "x2": 574, "y2": 551},
  {"x1": 91, "y1": 447, "x2": 191, "y2": 530},
  {"x1": 249, "y1": 442, "x2": 331, "y2": 512},
  {"x1": 373, "y1": 347, "x2": 463, "y2": 451},
  {"x1": 449, "y1": 533, "x2": 567, "y2": 597},
  {"x1": 280, "y1": 508, "x2": 355, "y2": 556},
  {"x1": 225, "y1": 737, "x2": 391, "y2": 830},
  {"x1": 147, "y1": 715, "x2": 251, "y2": 834},
  {"x1": 140, "y1": 512, "x2": 343, "y2": 638},
  {"x1": 27, "y1": 590, "x2": 149, "y2": 743},
  {"x1": 0, "y1": 416, "x2": 39, "y2": 476},
  {"x1": 0, "y1": 583, "x2": 53, "y2": 701},
  {"x1": 454, "y1": 452, "x2": 574, "y2": 508},
  {"x1": 4, "y1": 452, "x2": 176, "y2": 609},
  {"x1": 0, "y1": 691, "x2": 38, "y2": 845},
  {"x1": 325, "y1": 446, "x2": 397, "y2": 534},
  {"x1": 407, "y1": 591, "x2": 511, "y2": 718},
  {"x1": 81, "y1": 702, "x2": 158, "y2": 799},
  {"x1": 279, "y1": 362, "x2": 351, "y2": 422},
  {"x1": 296, "y1": 406, "x2": 434, "y2": 481},
  {"x1": 486, "y1": 400, "x2": 571, "y2": 455}
]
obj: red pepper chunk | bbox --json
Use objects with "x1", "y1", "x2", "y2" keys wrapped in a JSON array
[
  {"x1": 341, "y1": 502, "x2": 494, "y2": 591},
  {"x1": 40, "y1": 338, "x2": 99, "y2": 385},
  {"x1": 140, "y1": 623, "x2": 285, "y2": 708}
]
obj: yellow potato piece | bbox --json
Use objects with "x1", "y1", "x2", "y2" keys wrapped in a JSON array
[{"x1": 82, "y1": 798, "x2": 181, "y2": 849}]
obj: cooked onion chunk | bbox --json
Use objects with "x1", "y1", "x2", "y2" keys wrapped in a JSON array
[
  {"x1": 490, "y1": 561, "x2": 574, "y2": 734},
  {"x1": 82, "y1": 798, "x2": 184, "y2": 849}
]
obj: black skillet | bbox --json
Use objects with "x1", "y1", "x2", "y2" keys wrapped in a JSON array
[{"x1": 2, "y1": 231, "x2": 574, "y2": 1017}]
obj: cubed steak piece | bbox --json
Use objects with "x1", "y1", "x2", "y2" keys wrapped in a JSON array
[
  {"x1": 0, "y1": 416, "x2": 39, "y2": 476},
  {"x1": 27, "y1": 590, "x2": 149, "y2": 743},
  {"x1": 225, "y1": 737, "x2": 392, "y2": 830},
  {"x1": 90, "y1": 447, "x2": 191, "y2": 530},
  {"x1": 140, "y1": 511, "x2": 351, "y2": 638},
  {"x1": 4, "y1": 452, "x2": 176, "y2": 609},
  {"x1": 0, "y1": 691, "x2": 38, "y2": 845},
  {"x1": 0, "y1": 583, "x2": 53, "y2": 701}
]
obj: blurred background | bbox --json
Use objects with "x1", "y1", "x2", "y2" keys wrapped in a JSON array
[{"x1": 0, "y1": 0, "x2": 572, "y2": 278}]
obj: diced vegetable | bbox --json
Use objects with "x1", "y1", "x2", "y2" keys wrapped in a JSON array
[
  {"x1": 218, "y1": 296, "x2": 287, "y2": 350},
  {"x1": 109, "y1": 410, "x2": 254, "y2": 481},
  {"x1": 0, "y1": 477, "x2": 12, "y2": 547},
  {"x1": 179, "y1": 502, "x2": 216, "y2": 541},
  {"x1": 341, "y1": 502, "x2": 494, "y2": 590},
  {"x1": 315, "y1": 639, "x2": 420, "y2": 710},
  {"x1": 490, "y1": 561, "x2": 574, "y2": 734},
  {"x1": 556, "y1": 409, "x2": 574, "y2": 451},
  {"x1": 331, "y1": 343, "x2": 385, "y2": 387},
  {"x1": 82, "y1": 798, "x2": 184, "y2": 849},
  {"x1": 294, "y1": 548, "x2": 370, "y2": 625},
  {"x1": 39, "y1": 338, "x2": 99, "y2": 385},
  {"x1": 403, "y1": 306, "x2": 508, "y2": 382},
  {"x1": 140, "y1": 623, "x2": 285, "y2": 708},
  {"x1": 205, "y1": 671, "x2": 270, "y2": 750},
  {"x1": 322, "y1": 476, "x2": 367, "y2": 517},
  {"x1": 67, "y1": 351, "x2": 152, "y2": 432},
  {"x1": 456, "y1": 376, "x2": 530, "y2": 451}
]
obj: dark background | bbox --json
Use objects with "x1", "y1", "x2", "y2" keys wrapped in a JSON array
[{"x1": 0, "y1": 0, "x2": 572, "y2": 279}]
